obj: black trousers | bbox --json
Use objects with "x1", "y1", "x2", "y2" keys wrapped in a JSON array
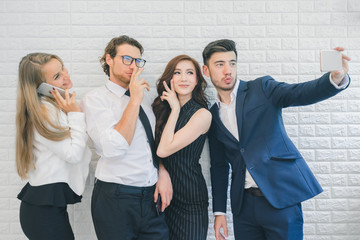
[
  {"x1": 91, "y1": 179, "x2": 169, "y2": 240},
  {"x1": 19, "y1": 201, "x2": 74, "y2": 240}
]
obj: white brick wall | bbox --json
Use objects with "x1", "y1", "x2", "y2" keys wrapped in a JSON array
[{"x1": 1, "y1": 0, "x2": 359, "y2": 239}]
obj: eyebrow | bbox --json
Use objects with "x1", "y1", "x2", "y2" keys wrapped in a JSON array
[
  {"x1": 214, "y1": 59, "x2": 237, "y2": 63},
  {"x1": 174, "y1": 68, "x2": 195, "y2": 71}
]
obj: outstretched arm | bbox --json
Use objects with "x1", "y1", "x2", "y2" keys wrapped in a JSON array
[{"x1": 262, "y1": 47, "x2": 351, "y2": 108}]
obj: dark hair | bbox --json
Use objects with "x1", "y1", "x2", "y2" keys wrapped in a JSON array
[
  {"x1": 152, "y1": 55, "x2": 208, "y2": 147},
  {"x1": 100, "y1": 35, "x2": 144, "y2": 76},
  {"x1": 202, "y1": 39, "x2": 237, "y2": 66}
]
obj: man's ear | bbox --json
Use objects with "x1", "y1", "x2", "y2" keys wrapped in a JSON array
[
  {"x1": 105, "y1": 54, "x2": 113, "y2": 67},
  {"x1": 202, "y1": 64, "x2": 210, "y2": 78}
]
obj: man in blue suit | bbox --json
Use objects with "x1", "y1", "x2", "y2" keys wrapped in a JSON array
[{"x1": 202, "y1": 39, "x2": 351, "y2": 240}]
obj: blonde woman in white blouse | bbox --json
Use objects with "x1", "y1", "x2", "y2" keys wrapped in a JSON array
[{"x1": 16, "y1": 53, "x2": 91, "y2": 240}]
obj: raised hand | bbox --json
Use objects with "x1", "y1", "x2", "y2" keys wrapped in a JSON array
[
  {"x1": 160, "y1": 79, "x2": 180, "y2": 112},
  {"x1": 330, "y1": 47, "x2": 351, "y2": 85},
  {"x1": 51, "y1": 88, "x2": 81, "y2": 114},
  {"x1": 128, "y1": 66, "x2": 149, "y2": 105}
]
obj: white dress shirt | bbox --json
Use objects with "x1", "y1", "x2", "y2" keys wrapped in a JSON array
[
  {"x1": 214, "y1": 74, "x2": 349, "y2": 215},
  {"x1": 28, "y1": 99, "x2": 91, "y2": 196},
  {"x1": 81, "y1": 80, "x2": 158, "y2": 187}
]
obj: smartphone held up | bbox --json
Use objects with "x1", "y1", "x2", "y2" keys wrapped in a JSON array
[
  {"x1": 37, "y1": 83, "x2": 71, "y2": 99},
  {"x1": 320, "y1": 50, "x2": 342, "y2": 72}
]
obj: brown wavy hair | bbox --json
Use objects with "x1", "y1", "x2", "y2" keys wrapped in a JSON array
[
  {"x1": 152, "y1": 55, "x2": 208, "y2": 147},
  {"x1": 100, "y1": 35, "x2": 144, "y2": 77}
]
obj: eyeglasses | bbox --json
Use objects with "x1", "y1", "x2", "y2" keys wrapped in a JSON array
[{"x1": 117, "y1": 55, "x2": 146, "y2": 68}]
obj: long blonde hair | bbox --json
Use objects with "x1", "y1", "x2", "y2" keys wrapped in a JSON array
[{"x1": 16, "y1": 53, "x2": 70, "y2": 179}]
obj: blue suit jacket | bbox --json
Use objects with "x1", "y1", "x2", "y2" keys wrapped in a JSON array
[{"x1": 208, "y1": 73, "x2": 350, "y2": 216}]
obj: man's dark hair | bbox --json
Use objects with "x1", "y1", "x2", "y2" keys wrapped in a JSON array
[
  {"x1": 202, "y1": 39, "x2": 237, "y2": 66},
  {"x1": 100, "y1": 35, "x2": 144, "y2": 77}
]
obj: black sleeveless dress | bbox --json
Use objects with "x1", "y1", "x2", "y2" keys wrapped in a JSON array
[{"x1": 162, "y1": 98, "x2": 209, "y2": 240}]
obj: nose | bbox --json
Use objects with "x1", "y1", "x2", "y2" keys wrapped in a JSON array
[
  {"x1": 62, "y1": 68, "x2": 70, "y2": 80},
  {"x1": 129, "y1": 60, "x2": 137, "y2": 69},
  {"x1": 223, "y1": 64, "x2": 231, "y2": 75},
  {"x1": 181, "y1": 73, "x2": 187, "y2": 81}
]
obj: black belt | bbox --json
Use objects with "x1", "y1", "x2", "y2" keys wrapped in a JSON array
[
  {"x1": 245, "y1": 187, "x2": 264, "y2": 197},
  {"x1": 95, "y1": 179, "x2": 155, "y2": 196}
]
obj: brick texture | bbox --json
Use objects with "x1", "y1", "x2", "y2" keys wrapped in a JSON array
[{"x1": 1, "y1": 0, "x2": 359, "y2": 239}]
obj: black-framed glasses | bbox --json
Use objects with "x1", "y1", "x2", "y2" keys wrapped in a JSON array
[{"x1": 117, "y1": 55, "x2": 146, "y2": 68}]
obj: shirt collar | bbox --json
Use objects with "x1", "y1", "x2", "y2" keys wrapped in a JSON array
[
  {"x1": 105, "y1": 79, "x2": 127, "y2": 97},
  {"x1": 215, "y1": 79, "x2": 240, "y2": 107}
]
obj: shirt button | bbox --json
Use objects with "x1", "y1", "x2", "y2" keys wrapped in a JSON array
[{"x1": 240, "y1": 148, "x2": 245, "y2": 153}]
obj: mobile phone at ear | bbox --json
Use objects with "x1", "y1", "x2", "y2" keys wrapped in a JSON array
[
  {"x1": 37, "y1": 83, "x2": 70, "y2": 98},
  {"x1": 320, "y1": 50, "x2": 342, "y2": 72}
]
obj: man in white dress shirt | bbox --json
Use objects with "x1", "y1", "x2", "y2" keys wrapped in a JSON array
[{"x1": 81, "y1": 35, "x2": 171, "y2": 240}]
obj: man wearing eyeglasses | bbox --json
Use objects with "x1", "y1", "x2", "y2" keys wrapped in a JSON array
[{"x1": 81, "y1": 35, "x2": 171, "y2": 240}]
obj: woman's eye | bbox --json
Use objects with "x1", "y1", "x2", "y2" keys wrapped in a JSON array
[
  {"x1": 187, "y1": 71, "x2": 194, "y2": 75},
  {"x1": 173, "y1": 71, "x2": 180, "y2": 75}
]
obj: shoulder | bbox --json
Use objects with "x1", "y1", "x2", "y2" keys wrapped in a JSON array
[
  {"x1": 247, "y1": 75, "x2": 275, "y2": 88},
  {"x1": 192, "y1": 108, "x2": 212, "y2": 124},
  {"x1": 195, "y1": 107, "x2": 211, "y2": 117},
  {"x1": 41, "y1": 99, "x2": 67, "y2": 126},
  {"x1": 41, "y1": 98, "x2": 59, "y2": 117},
  {"x1": 81, "y1": 86, "x2": 108, "y2": 107},
  {"x1": 244, "y1": 76, "x2": 280, "y2": 96},
  {"x1": 82, "y1": 86, "x2": 107, "y2": 100}
]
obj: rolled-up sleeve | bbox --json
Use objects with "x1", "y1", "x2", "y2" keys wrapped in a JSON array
[{"x1": 81, "y1": 93, "x2": 130, "y2": 160}]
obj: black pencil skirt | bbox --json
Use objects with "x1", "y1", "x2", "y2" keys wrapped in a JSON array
[{"x1": 19, "y1": 201, "x2": 74, "y2": 240}]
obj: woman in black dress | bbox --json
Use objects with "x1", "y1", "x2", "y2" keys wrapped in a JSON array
[{"x1": 152, "y1": 55, "x2": 211, "y2": 240}]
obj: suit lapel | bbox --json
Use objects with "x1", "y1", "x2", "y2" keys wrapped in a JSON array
[
  {"x1": 235, "y1": 80, "x2": 248, "y2": 141},
  {"x1": 211, "y1": 104, "x2": 239, "y2": 143}
]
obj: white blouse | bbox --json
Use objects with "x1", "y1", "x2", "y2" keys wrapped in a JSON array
[{"x1": 27, "y1": 99, "x2": 91, "y2": 196}]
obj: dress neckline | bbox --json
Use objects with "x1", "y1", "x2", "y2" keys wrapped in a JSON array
[{"x1": 180, "y1": 98, "x2": 195, "y2": 112}]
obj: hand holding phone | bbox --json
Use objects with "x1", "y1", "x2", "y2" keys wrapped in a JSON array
[
  {"x1": 37, "y1": 83, "x2": 71, "y2": 99},
  {"x1": 320, "y1": 50, "x2": 342, "y2": 72},
  {"x1": 37, "y1": 83, "x2": 80, "y2": 113}
]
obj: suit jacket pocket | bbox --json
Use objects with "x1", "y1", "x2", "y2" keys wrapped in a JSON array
[
  {"x1": 270, "y1": 152, "x2": 301, "y2": 161},
  {"x1": 245, "y1": 103, "x2": 266, "y2": 114}
]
